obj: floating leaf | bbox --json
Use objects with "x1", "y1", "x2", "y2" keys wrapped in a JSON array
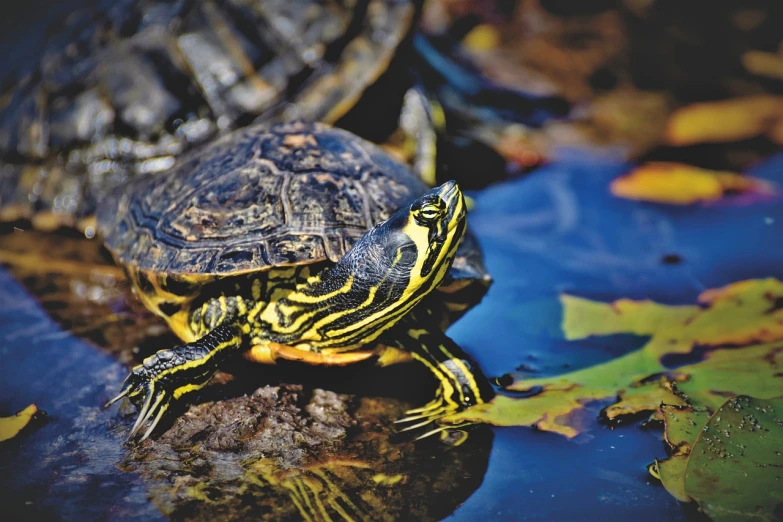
[
  {"x1": 650, "y1": 405, "x2": 712, "y2": 502},
  {"x1": 684, "y1": 395, "x2": 783, "y2": 521},
  {"x1": 445, "y1": 279, "x2": 783, "y2": 438},
  {"x1": 0, "y1": 404, "x2": 38, "y2": 442},
  {"x1": 462, "y1": 24, "x2": 501, "y2": 52},
  {"x1": 651, "y1": 456, "x2": 690, "y2": 502},
  {"x1": 660, "y1": 404, "x2": 710, "y2": 451},
  {"x1": 742, "y1": 50, "x2": 783, "y2": 81},
  {"x1": 664, "y1": 96, "x2": 783, "y2": 145},
  {"x1": 610, "y1": 162, "x2": 777, "y2": 205}
]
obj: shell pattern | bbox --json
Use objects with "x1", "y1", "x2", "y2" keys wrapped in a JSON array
[{"x1": 98, "y1": 121, "x2": 429, "y2": 276}]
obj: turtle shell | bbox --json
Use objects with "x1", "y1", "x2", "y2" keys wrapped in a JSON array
[{"x1": 98, "y1": 121, "x2": 429, "y2": 276}]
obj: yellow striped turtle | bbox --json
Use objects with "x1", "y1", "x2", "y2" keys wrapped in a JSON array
[{"x1": 101, "y1": 120, "x2": 493, "y2": 444}]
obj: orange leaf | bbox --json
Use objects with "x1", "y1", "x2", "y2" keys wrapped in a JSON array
[
  {"x1": 665, "y1": 96, "x2": 783, "y2": 145},
  {"x1": 610, "y1": 162, "x2": 776, "y2": 205}
]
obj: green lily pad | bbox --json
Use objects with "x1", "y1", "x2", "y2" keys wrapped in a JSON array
[{"x1": 684, "y1": 395, "x2": 783, "y2": 522}]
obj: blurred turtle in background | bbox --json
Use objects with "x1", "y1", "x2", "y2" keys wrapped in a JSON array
[{"x1": 0, "y1": 0, "x2": 418, "y2": 231}]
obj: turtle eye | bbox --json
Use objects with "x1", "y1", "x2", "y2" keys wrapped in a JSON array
[{"x1": 413, "y1": 196, "x2": 445, "y2": 225}]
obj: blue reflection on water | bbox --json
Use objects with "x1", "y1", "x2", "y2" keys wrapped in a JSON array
[
  {"x1": 448, "y1": 152, "x2": 783, "y2": 520},
  {"x1": 0, "y1": 269, "x2": 163, "y2": 521}
]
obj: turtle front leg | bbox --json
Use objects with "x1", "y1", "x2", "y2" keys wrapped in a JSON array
[
  {"x1": 107, "y1": 323, "x2": 244, "y2": 440},
  {"x1": 386, "y1": 328, "x2": 494, "y2": 445}
]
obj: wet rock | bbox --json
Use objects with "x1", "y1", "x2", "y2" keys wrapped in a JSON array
[{"x1": 121, "y1": 384, "x2": 492, "y2": 521}]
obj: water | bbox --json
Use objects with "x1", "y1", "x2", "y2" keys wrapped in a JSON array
[
  {"x1": 1, "y1": 155, "x2": 782, "y2": 519},
  {"x1": 447, "y1": 152, "x2": 783, "y2": 520}
]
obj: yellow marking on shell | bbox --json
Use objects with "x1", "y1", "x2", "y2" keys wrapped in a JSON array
[
  {"x1": 171, "y1": 309, "x2": 198, "y2": 343},
  {"x1": 128, "y1": 268, "x2": 199, "y2": 342},
  {"x1": 269, "y1": 266, "x2": 298, "y2": 281},
  {"x1": 437, "y1": 343, "x2": 484, "y2": 405}
]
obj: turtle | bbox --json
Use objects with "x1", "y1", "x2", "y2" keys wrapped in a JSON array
[
  {"x1": 101, "y1": 120, "x2": 494, "y2": 444},
  {"x1": 0, "y1": 0, "x2": 417, "y2": 231}
]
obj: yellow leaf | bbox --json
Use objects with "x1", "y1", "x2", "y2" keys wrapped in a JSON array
[
  {"x1": 610, "y1": 162, "x2": 777, "y2": 205},
  {"x1": 742, "y1": 50, "x2": 783, "y2": 81},
  {"x1": 462, "y1": 24, "x2": 501, "y2": 52},
  {"x1": 665, "y1": 96, "x2": 783, "y2": 145},
  {"x1": 0, "y1": 404, "x2": 38, "y2": 442}
]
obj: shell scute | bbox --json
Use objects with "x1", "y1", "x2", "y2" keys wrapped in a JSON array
[{"x1": 265, "y1": 234, "x2": 329, "y2": 267}]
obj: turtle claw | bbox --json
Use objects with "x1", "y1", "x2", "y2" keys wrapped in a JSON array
[
  {"x1": 126, "y1": 382, "x2": 171, "y2": 441},
  {"x1": 105, "y1": 389, "x2": 129, "y2": 408},
  {"x1": 394, "y1": 390, "x2": 472, "y2": 442},
  {"x1": 105, "y1": 371, "x2": 141, "y2": 408},
  {"x1": 106, "y1": 363, "x2": 172, "y2": 442}
]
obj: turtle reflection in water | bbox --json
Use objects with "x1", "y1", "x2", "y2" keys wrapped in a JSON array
[{"x1": 101, "y1": 120, "x2": 494, "y2": 444}]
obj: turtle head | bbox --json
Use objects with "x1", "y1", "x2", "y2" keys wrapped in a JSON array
[
  {"x1": 403, "y1": 180, "x2": 467, "y2": 285},
  {"x1": 352, "y1": 180, "x2": 467, "y2": 300}
]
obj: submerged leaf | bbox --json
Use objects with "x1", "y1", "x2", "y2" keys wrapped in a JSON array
[
  {"x1": 610, "y1": 162, "x2": 777, "y2": 205},
  {"x1": 0, "y1": 404, "x2": 38, "y2": 442},
  {"x1": 664, "y1": 96, "x2": 783, "y2": 145},
  {"x1": 684, "y1": 395, "x2": 783, "y2": 522}
]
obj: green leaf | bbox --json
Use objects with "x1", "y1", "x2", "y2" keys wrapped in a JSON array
[
  {"x1": 684, "y1": 395, "x2": 783, "y2": 521},
  {"x1": 446, "y1": 279, "x2": 783, "y2": 438}
]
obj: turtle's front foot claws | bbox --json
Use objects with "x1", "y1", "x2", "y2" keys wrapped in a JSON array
[
  {"x1": 106, "y1": 364, "x2": 172, "y2": 442},
  {"x1": 394, "y1": 392, "x2": 473, "y2": 446}
]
